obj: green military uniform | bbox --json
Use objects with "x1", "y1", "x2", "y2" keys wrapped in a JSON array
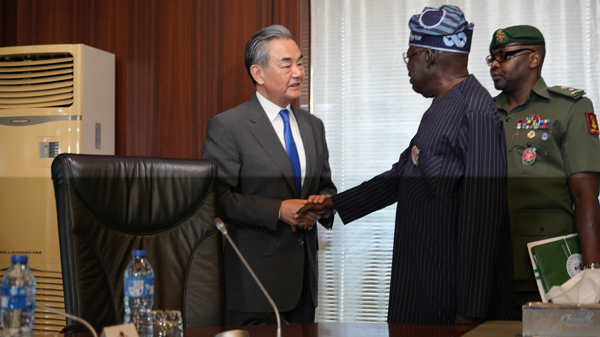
[
  {"x1": 490, "y1": 25, "x2": 600, "y2": 311},
  {"x1": 494, "y1": 78, "x2": 600, "y2": 297}
]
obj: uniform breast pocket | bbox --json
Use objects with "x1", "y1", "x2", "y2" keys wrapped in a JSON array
[
  {"x1": 512, "y1": 210, "x2": 571, "y2": 281},
  {"x1": 508, "y1": 130, "x2": 552, "y2": 176}
]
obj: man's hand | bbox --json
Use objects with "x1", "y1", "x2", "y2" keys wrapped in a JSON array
[
  {"x1": 296, "y1": 195, "x2": 335, "y2": 219},
  {"x1": 307, "y1": 194, "x2": 330, "y2": 205},
  {"x1": 280, "y1": 199, "x2": 320, "y2": 232}
]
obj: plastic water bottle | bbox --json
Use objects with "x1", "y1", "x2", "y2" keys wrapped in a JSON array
[
  {"x1": 1, "y1": 255, "x2": 36, "y2": 337},
  {"x1": 123, "y1": 250, "x2": 154, "y2": 337}
]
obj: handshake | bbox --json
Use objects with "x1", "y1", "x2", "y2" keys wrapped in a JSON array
[{"x1": 280, "y1": 195, "x2": 336, "y2": 232}]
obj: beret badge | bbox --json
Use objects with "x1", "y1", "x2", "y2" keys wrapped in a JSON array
[{"x1": 495, "y1": 30, "x2": 508, "y2": 45}]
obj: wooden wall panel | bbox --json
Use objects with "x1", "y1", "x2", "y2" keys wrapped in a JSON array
[
  {"x1": 0, "y1": 0, "x2": 17, "y2": 47},
  {"x1": 0, "y1": 0, "x2": 309, "y2": 158}
]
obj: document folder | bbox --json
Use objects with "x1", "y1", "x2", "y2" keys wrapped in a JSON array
[{"x1": 527, "y1": 233, "x2": 582, "y2": 302}]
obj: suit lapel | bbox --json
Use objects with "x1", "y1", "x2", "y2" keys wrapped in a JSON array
[
  {"x1": 247, "y1": 94, "x2": 299, "y2": 195},
  {"x1": 293, "y1": 106, "x2": 315, "y2": 199}
]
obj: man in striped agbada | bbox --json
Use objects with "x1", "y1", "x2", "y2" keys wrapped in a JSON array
[{"x1": 298, "y1": 4, "x2": 514, "y2": 325}]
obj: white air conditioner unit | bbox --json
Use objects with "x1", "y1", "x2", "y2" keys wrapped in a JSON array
[{"x1": 0, "y1": 44, "x2": 115, "y2": 333}]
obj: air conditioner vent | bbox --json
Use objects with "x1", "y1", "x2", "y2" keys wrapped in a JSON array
[
  {"x1": 0, "y1": 54, "x2": 74, "y2": 109},
  {"x1": 32, "y1": 269, "x2": 66, "y2": 333}
]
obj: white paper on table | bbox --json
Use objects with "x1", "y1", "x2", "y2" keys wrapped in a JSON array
[
  {"x1": 100, "y1": 323, "x2": 140, "y2": 337},
  {"x1": 546, "y1": 269, "x2": 600, "y2": 304}
]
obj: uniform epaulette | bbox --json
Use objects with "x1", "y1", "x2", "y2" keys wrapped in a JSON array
[{"x1": 548, "y1": 86, "x2": 586, "y2": 99}]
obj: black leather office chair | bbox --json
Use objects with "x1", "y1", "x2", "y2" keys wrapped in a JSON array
[{"x1": 51, "y1": 154, "x2": 223, "y2": 331}]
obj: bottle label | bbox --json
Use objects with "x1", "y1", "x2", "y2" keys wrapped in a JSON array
[
  {"x1": 125, "y1": 277, "x2": 154, "y2": 298},
  {"x1": 1, "y1": 286, "x2": 34, "y2": 310}
]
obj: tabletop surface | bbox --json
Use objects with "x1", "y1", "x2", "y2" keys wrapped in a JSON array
[
  {"x1": 45, "y1": 320, "x2": 525, "y2": 337},
  {"x1": 183, "y1": 321, "x2": 476, "y2": 337}
]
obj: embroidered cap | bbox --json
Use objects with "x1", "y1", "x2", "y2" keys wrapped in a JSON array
[
  {"x1": 490, "y1": 25, "x2": 545, "y2": 53},
  {"x1": 408, "y1": 5, "x2": 474, "y2": 54}
]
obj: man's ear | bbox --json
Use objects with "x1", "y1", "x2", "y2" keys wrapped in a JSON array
[
  {"x1": 250, "y1": 65, "x2": 264, "y2": 85},
  {"x1": 425, "y1": 49, "x2": 436, "y2": 69},
  {"x1": 530, "y1": 51, "x2": 542, "y2": 69}
]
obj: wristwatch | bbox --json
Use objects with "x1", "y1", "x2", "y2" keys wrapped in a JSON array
[{"x1": 583, "y1": 262, "x2": 600, "y2": 270}]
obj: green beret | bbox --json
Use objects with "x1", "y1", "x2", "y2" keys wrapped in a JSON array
[{"x1": 489, "y1": 25, "x2": 545, "y2": 53}]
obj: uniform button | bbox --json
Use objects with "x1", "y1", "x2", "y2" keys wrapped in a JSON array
[
  {"x1": 298, "y1": 238, "x2": 304, "y2": 245},
  {"x1": 527, "y1": 142, "x2": 532, "y2": 146},
  {"x1": 540, "y1": 226, "x2": 544, "y2": 232},
  {"x1": 506, "y1": 117, "x2": 512, "y2": 122}
]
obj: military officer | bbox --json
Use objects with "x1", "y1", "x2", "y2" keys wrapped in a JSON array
[{"x1": 488, "y1": 25, "x2": 600, "y2": 316}]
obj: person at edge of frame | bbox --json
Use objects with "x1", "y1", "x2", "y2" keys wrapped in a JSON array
[{"x1": 487, "y1": 25, "x2": 600, "y2": 318}]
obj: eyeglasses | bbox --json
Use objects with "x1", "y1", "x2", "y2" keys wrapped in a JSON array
[
  {"x1": 403, "y1": 49, "x2": 426, "y2": 64},
  {"x1": 486, "y1": 48, "x2": 535, "y2": 66},
  {"x1": 403, "y1": 49, "x2": 444, "y2": 64}
]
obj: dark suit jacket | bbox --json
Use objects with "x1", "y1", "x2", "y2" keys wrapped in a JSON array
[{"x1": 202, "y1": 93, "x2": 336, "y2": 313}]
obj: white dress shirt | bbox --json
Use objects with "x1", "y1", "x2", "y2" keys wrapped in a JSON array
[{"x1": 256, "y1": 91, "x2": 306, "y2": 187}]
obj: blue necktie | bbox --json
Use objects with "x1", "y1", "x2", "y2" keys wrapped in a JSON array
[{"x1": 279, "y1": 109, "x2": 302, "y2": 197}]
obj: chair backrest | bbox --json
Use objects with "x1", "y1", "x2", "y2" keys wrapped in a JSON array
[{"x1": 51, "y1": 154, "x2": 223, "y2": 330}]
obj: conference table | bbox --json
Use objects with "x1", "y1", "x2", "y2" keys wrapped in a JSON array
[
  {"x1": 59, "y1": 321, "x2": 524, "y2": 337},
  {"x1": 180, "y1": 322, "x2": 476, "y2": 337}
]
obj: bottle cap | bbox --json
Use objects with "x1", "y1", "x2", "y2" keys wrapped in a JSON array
[
  {"x1": 11, "y1": 255, "x2": 28, "y2": 264},
  {"x1": 132, "y1": 250, "x2": 146, "y2": 258}
]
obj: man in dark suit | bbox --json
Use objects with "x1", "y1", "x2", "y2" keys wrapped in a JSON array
[
  {"x1": 202, "y1": 25, "x2": 336, "y2": 326},
  {"x1": 298, "y1": 5, "x2": 514, "y2": 325}
]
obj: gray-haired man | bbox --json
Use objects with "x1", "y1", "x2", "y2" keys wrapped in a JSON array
[{"x1": 202, "y1": 25, "x2": 336, "y2": 326}]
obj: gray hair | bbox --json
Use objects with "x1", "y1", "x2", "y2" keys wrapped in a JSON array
[{"x1": 245, "y1": 25, "x2": 293, "y2": 84}]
